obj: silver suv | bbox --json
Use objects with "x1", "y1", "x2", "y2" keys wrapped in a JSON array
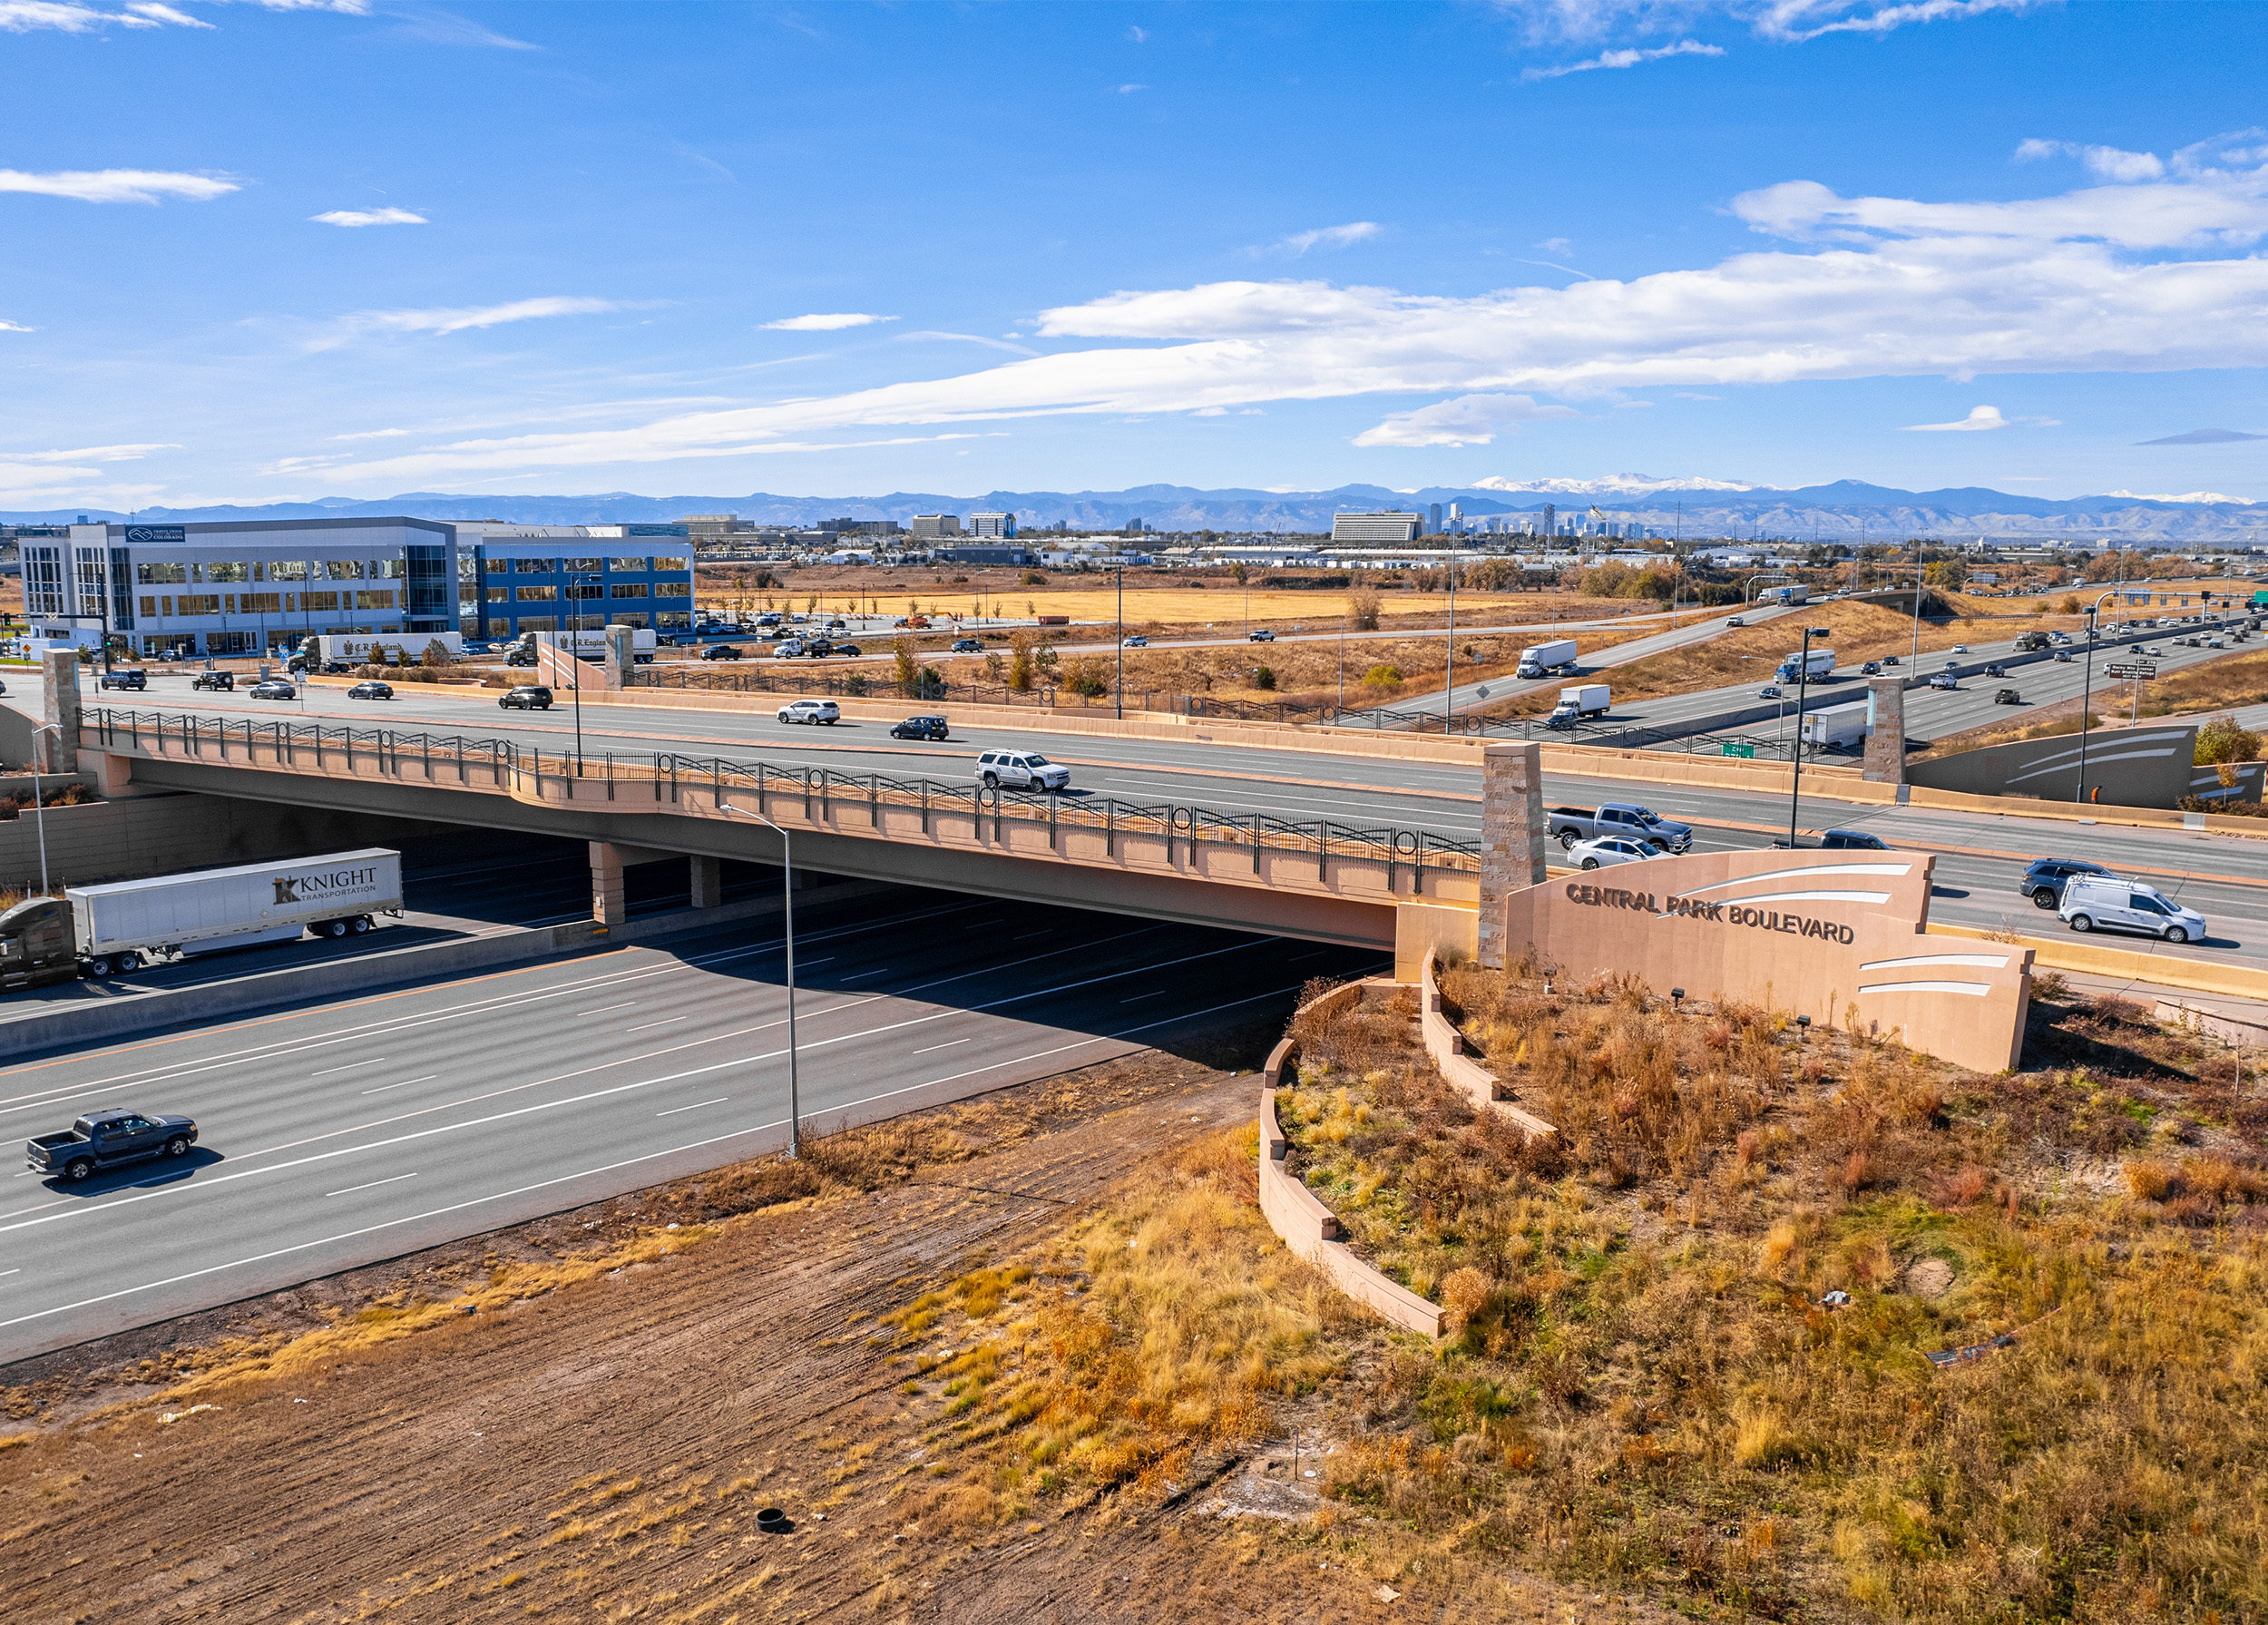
[
  {"x1": 776, "y1": 699, "x2": 840, "y2": 725},
  {"x1": 976, "y1": 749, "x2": 1069, "y2": 792}
]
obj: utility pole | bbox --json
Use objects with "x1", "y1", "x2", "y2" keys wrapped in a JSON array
[
  {"x1": 1443, "y1": 553, "x2": 1457, "y2": 731},
  {"x1": 1114, "y1": 563, "x2": 1124, "y2": 720},
  {"x1": 2076, "y1": 590, "x2": 2117, "y2": 804},
  {"x1": 1787, "y1": 625, "x2": 1831, "y2": 847}
]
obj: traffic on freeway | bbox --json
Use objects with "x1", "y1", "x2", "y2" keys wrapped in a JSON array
[{"x1": 0, "y1": 886, "x2": 1380, "y2": 1363}]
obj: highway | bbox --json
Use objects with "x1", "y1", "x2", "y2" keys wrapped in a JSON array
[
  {"x1": 0, "y1": 887, "x2": 1380, "y2": 1363},
  {"x1": 33, "y1": 669, "x2": 2268, "y2": 979}
]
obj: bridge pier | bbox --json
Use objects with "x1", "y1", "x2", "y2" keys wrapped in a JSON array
[
  {"x1": 591, "y1": 840, "x2": 628, "y2": 927},
  {"x1": 1478, "y1": 740, "x2": 1546, "y2": 971},
  {"x1": 689, "y1": 851, "x2": 722, "y2": 909},
  {"x1": 39, "y1": 650, "x2": 80, "y2": 775},
  {"x1": 1862, "y1": 675, "x2": 1907, "y2": 785}
]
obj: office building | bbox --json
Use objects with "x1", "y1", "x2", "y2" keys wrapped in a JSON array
[
  {"x1": 679, "y1": 514, "x2": 741, "y2": 541},
  {"x1": 1330, "y1": 511, "x2": 1422, "y2": 543},
  {"x1": 459, "y1": 524, "x2": 693, "y2": 641},
  {"x1": 1540, "y1": 504, "x2": 1556, "y2": 538},
  {"x1": 934, "y1": 544, "x2": 1033, "y2": 567},
  {"x1": 910, "y1": 514, "x2": 962, "y2": 539},
  {"x1": 965, "y1": 512, "x2": 1018, "y2": 539},
  {"x1": 1427, "y1": 503, "x2": 1442, "y2": 534}
]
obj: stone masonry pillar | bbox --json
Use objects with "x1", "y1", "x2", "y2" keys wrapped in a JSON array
[
  {"x1": 1862, "y1": 676, "x2": 1907, "y2": 785},
  {"x1": 590, "y1": 841, "x2": 627, "y2": 928},
  {"x1": 603, "y1": 623, "x2": 636, "y2": 689},
  {"x1": 39, "y1": 649, "x2": 81, "y2": 775},
  {"x1": 1479, "y1": 741, "x2": 1547, "y2": 970},
  {"x1": 689, "y1": 852, "x2": 723, "y2": 909}
]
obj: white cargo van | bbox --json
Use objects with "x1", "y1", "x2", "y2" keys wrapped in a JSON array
[{"x1": 2058, "y1": 877, "x2": 2206, "y2": 944}]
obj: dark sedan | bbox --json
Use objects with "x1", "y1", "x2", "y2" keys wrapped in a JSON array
[
  {"x1": 249, "y1": 679, "x2": 298, "y2": 700},
  {"x1": 347, "y1": 680, "x2": 395, "y2": 700}
]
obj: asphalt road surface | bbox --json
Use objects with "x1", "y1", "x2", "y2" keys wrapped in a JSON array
[{"x1": 0, "y1": 886, "x2": 1380, "y2": 1364}]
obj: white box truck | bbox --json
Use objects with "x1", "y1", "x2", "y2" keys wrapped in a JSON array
[
  {"x1": 543, "y1": 628, "x2": 659, "y2": 662},
  {"x1": 1801, "y1": 700, "x2": 1871, "y2": 750},
  {"x1": 1774, "y1": 647, "x2": 1836, "y2": 683},
  {"x1": 312, "y1": 631, "x2": 464, "y2": 667},
  {"x1": 1517, "y1": 638, "x2": 1579, "y2": 679},
  {"x1": 0, "y1": 849, "x2": 405, "y2": 984}
]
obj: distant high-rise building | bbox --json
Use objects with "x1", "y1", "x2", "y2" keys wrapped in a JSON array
[
  {"x1": 1427, "y1": 503, "x2": 1442, "y2": 534},
  {"x1": 1447, "y1": 502, "x2": 1462, "y2": 528},
  {"x1": 910, "y1": 514, "x2": 962, "y2": 539},
  {"x1": 1331, "y1": 511, "x2": 1422, "y2": 543},
  {"x1": 679, "y1": 513, "x2": 740, "y2": 541},
  {"x1": 966, "y1": 512, "x2": 1017, "y2": 538},
  {"x1": 1541, "y1": 504, "x2": 1557, "y2": 537}
]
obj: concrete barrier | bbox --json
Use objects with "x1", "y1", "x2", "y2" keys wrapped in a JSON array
[
  {"x1": 1258, "y1": 1084, "x2": 1442, "y2": 1338},
  {"x1": 1419, "y1": 948, "x2": 1559, "y2": 1138},
  {"x1": 1931, "y1": 922, "x2": 2268, "y2": 1002},
  {"x1": 1, "y1": 879, "x2": 885, "y2": 1059}
]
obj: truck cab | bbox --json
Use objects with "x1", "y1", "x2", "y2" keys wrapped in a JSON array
[{"x1": 0, "y1": 897, "x2": 79, "y2": 992}]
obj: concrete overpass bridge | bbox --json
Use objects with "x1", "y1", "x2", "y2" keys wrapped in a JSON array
[{"x1": 75, "y1": 706, "x2": 1502, "y2": 958}]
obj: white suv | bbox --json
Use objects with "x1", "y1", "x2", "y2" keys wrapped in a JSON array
[
  {"x1": 976, "y1": 749, "x2": 1069, "y2": 792},
  {"x1": 777, "y1": 699, "x2": 840, "y2": 725}
]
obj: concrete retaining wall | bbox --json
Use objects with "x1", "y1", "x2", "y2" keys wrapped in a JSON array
[
  {"x1": 1931, "y1": 921, "x2": 2268, "y2": 1002},
  {"x1": 1419, "y1": 948, "x2": 1558, "y2": 1139}
]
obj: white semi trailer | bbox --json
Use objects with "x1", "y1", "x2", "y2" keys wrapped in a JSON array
[
  {"x1": 1801, "y1": 701, "x2": 1872, "y2": 751},
  {"x1": 311, "y1": 632, "x2": 464, "y2": 666},
  {"x1": 0, "y1": 849, "x2": 405, "y2": 984},
  {"x1": 1516, "y1": 639, "x2": 1579, "y2": 679}
]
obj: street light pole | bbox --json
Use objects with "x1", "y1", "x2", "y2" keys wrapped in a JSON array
[
  {"x1": 1787, "y1": 625, "x2": 1831, "y2": 848},
  {"x1": 1443, "y1": 553, "x2": 1457, "y2": 732},
  {"x1": 1114, "y1": 564, "x2": 1123, "y2": 720},
  {"x1": 29, "y1": 723, "x2": 59, "y2": 896},
  {"x1": 2076, "y1": 589, "x2": 2118, "y2": 805},
  {"x1": 720, "y1": 799, "x2": 800, "y2": 1159}
]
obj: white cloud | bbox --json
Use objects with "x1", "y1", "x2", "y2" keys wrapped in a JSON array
[
  {"x1": 1353, "y1": 394, "x2": 1581, "y2": 447},
  {"x1": 758, "y1": 312, "x2": 894, "y2": 331},
  {"x1": 0, "y1": 0, "x2": 359, "y2": 27},
  {"x1": 2013, "y1": 138, "x2": 2165, "y2": 182},
  {"x1": 1278, "y1": 220, "x2": 1383, "y2": 255},
  {"x1": 898, "y1": 330, "x2": 1039, "y2": 355},
  {"x1": 0, "y1": 442, "x2": 177, "y2": 461},
  {"x1": 327, "y1": 426, "x2": 411, "y2": 440},
  {"x1": 282, "y1": 138, "x2": 2268, "y2": 484},
  {"x1": 1523, "y1": 38, "x2": 1722, "y2": 79},
  {"x1": 1499, "y1": 0, "x2": 2035, "y2": 44},
  {"x1": 308, "y1": 295, "x2": 626, "y2": 350},
  {"x1": 311, "y1": 206, "x2": 427, "y2": 227},
  {"x1": 0, "y1": 319, "x2": 33, "y2": 332},
  {"x1": 1117, "y1": 83, "x2": 1147, "y2": 93},
  {"x1": 1535, "y1": 237, "x2": 1573, "y2": 255},
  {"x1": 125, "y1": 1, "x2": 210, "y2": 24},
  {"x1": 1126, "y1": 24, "x2": 1147, "y2": 41},
  {"x1": 1903, "y1": 405, "x2": 2009, "y2": 431},
  {"x1": 0, "y1": 167, "x2": 237, "y2": 204}
]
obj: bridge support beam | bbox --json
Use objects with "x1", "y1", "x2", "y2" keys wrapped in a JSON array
[
  {"x1": 1479, "y1": 741, "x2": 1546, "y2": 971},
  {"x1": 590, "y1": 840, "x2": 628, "y2": 928},
  {"x1": 1862, "y1": 675, "x2": 1907, "y2": 785},
  {"x1": 689, "y1": 851, "x2": 722, "y2": 909},
  {"x1": 39, "y1": 650, "x2": 80, "y2": 775}
]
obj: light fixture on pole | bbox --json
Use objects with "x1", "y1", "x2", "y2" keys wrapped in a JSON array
[
  {"x1": 2075, "y1": 588, "x2": 2119, "y2": 805},
  {"x1": 1443, "y1": 552, "x2": 1457, "y2": 732},
  {"x1": 1114, "y1": 563, "x2": 1123, "y2": 720},
  {"x1": 1787, "y1": 625, "x2": 1832, "y2": 849},
  {"x1": 720, "y1": 799, "x2": 801, "y2": 1160},
  {"x1": 29, "y1": 722, "x2": 60, "y2": 896}
]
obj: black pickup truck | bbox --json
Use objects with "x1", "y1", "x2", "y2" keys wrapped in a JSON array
[{"x1": 27, "y1": 1109, "x2": 200, "y2": 1180}]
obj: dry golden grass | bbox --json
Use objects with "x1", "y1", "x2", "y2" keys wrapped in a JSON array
[{"x1": 2137, "y1": 646, "x2": 2268, "y2": 720}]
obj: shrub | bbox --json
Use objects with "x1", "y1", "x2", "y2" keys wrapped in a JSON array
[
  {"x1": 1361, "y1": 663, "x2": 1403, "y2": 694},
  {"x1": 1347, "y1": 585, "x2": 1382, "y2": 631},
  {"x1": 1252, "y1": 665, "x2": 1276, "y2": 690}
]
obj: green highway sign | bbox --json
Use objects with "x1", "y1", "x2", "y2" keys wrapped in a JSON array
[{"x1": 1722, "y1": 740, "x2": 1757, "y2": 759}]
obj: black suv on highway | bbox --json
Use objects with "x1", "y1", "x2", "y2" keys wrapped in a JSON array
[
  {"x1": 890, "y1": 714, "x2": 950, "y2": 740},
  {"x1": 97, "y1": 668, "x2": 146, "y2": 690},
  {"x1": 191, "y1": 671, "x2": 236, "y2": 691},
  {"x1": 2021, "y1": 857, "x2": 2110, "y2": 909},
  {"x1": 499, "y1": 685, "x2": 554, "y2": 710}
]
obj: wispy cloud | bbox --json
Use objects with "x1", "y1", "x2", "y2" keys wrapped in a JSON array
[
  {"x1": 1499, "y1": 0, "x2": 2038, "y2": 45},
  {"x1": 389, "y1": 7, "x2": 536, "y2": 49},
  {"x1": 1116, "y1": 83, "x2": 1148, "y2": 93},
  {"x1": 1524, "y1": 38, "x2": 1722, "y2": 79},
  {"x1": 327, "y1": 427, "x2": 412, "y2": 441},
  {"x1": 0, "y1": 319, "x2": 34, "y2": 332},
  {"x1": 0, "y1": 0, "x2": 362, "y2": 27},
  {"x1": 310, "y1": 206, "x2": 427, "y2": 227},
  {"x1": 125, "y1": 1, "x2": 210, "y2": 24},
  {"x1": 1126, "y1": 23, "x2": 1147, "y2": 41},
  {"x1": 0, "y1": 167, "x2": 238, "y2": 204},
  {"x1": 308, "y1": 295, "x2": 628, "y2": 350},
  {"x1": 897, "y1": 330, "x2": 1039, "y2": 356},
  {"x1": 2014, "y1": 137, "x2": 2165, "y2": 182},
  {"x1": 2134, "y1": 427, "x2": 2266, "y2": 445},
  {"x1": 759, "y1": 312, "x2": 895, "y2": 331},
  {"x1": 0, "y1": 442, "x2": 178, "y2": 461},
  {"x1": 1354, "y1": 394, "x2": 1580, "y2": 447},
  {"x1": 1273, "y1": 220, "x2": 1383, "y2": 256},
  {"x1": 1901, "y1": 405, "x2": 2059, "y2": 432}
]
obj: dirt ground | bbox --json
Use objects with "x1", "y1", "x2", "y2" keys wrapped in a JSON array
[{"x1": 0, "y1": 1040, "x2": 1678, "y2": 1625}]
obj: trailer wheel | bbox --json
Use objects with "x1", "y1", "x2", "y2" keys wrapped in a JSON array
[
  {"x1": 112, "y1": 950, "x2": 138, "y2": 974},
  {"x1": 86, "y1": 954, "x2": 113, "y2": 979},
  {"x1": 324, "y1": 919, "x2": 349, "y2": 939},
  {"x1": 350, "y1": 915, "x2": 373, "y2": 935}
]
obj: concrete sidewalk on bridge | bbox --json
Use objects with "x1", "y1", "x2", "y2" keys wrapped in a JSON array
[{"x1": 1, "y1": 876, "x2": 885, "y2": 1062}]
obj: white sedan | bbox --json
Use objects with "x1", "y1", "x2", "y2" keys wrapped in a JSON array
[{"x1": 1567, "y1": 836, "x2": 1670, "y2": 872}]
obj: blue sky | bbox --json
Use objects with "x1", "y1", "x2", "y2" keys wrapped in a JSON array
[{"x1": 4, "y1": 0, "x2": 2268, "y2": 511}]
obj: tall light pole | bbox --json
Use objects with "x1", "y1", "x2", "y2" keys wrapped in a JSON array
[
  {"x1": 1443, "y1": 552, "x2": 1457, "y2": 731},
  {"x1": 1114, "y1": 563, "x2": 1124, "y2": 720},
  {"x1": 29, "y1": 723, "x2": 60, "y2": 896},
  {"x1": 720, "y1": 800, "x2": 801, "y2": 1159},
  {"x1": 1787, "y1": 625, "x2": 1831, "y2": 848},
  {"x1": 2075, "y1": 588, "x2": 2120, "y2": 806}
]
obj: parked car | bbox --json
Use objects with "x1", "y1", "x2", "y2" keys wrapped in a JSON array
[
  {"x1": 952, "y1": 638, "x2": 983, "y2": 653},
  {"x1": 347, "y1": 680, "x2": 395, "y2": 700},
  {"x1": 975, "y1": 749, "x2": 1070, "y2": 792},
  {"x1": 98, "y1": 668, "x2": 147, "y2": 691},
  {"x1": 756, "y1": 612, "x2": 783, "y2": 627},
  {"x1": 1548, "y1": 803, "x2": 1693, "y2": 854},
  {"x1": 891, "y1": 714, "x2": 950, "y2": 741},
  {"x1": 1568, "y1": 836, "x2": 1667, "y2": 871},
  {"x1": 702, "y1": 643, "x2": 744, "y2": 661},
  {"x1": 2060, "y1": 876, "x2": 2206, "y2": 944},
  {"x1": 25, "y1": 1109, "x2": 200, "y2": 1182},
  {"x1": 776, "y1": 699, "x2": 841, "y2": 725},
  {"x1": 1248, "y1": 629, "x2": 1276, "y2": 641},
  {"x1": 1119, "y1": 634, "x2": 1148, "y2": 648},
  {"x1": 499, "y1": 685, "x2": 554, "y2": 710},
  {"x1": 191, "y1": 671, "x2": 236, "y2": 691},
  {"x1": 2020, "y1": 857, "x2": 2110, "y2": 909},
  {"x1": 249, "y1": 679, "x2": 298, "y2": 700}
]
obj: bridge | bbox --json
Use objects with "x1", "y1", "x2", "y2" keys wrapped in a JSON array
[{"x1": 73, "y1": 706, "x2": 1509, "y2": 962}]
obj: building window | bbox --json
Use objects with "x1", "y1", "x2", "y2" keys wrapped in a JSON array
[
  {"x1": 206, "y1": 561, "x2": 250, "y2": 583},
  {"x1": 565, "y1": 582, "x2": 605, "y2": 601},
  {"x1": 270, "y1": 559, "x2": 308, "y2": 582},
  {"x1": 302, "y1": 591, "x2": 340, "y2": 613},
  {"x1": 609, "y1": 556, "x2": 649, "y2": 573},
  {"x1": 567, "y1": 614, "x2": 607, "y2": 631},
  {"x1": 566, "y1": 556, "x2": 603, "y2": 573},
  {"x1": 376, "y1": 559, "x2": 406, "y2": 579},
  {"x1": 656, "y1": 611, "x2": 691, "y2": 629},
  {"x1": 485, "y1": 557, "x2": 513, "y2": 575},
  {"x1": 513, "y1": 585, "x2": 558, "y2": 602},
  {"x1": 140, "y1": 596, "x2": 158, "y2": 618},
  {"x1": 241, "y1": 592, "x2": 283, "y2": 614},
  {"x1": 516, "y1": 615, "x2": 558, "y2": 632},
  {"x1": 326, "y1": 559, "x2": 366, "y2": 581},
  {"x1": 651, "y1": 555, "x2": 690, "y2": 573},
  {"x1": 513, "y1": 558, "x2": 557, "y2": 574},
  {"x1": 609, "y1": 612, "x2": 650, "y2": 629},
  {"x1": 136, "y1": 562, "x2": 188, "y2": 585},
  {"x1": 610, "y1": 582, "x2": 650, "y2": 599},
  {"x1": 353, "y1": 589, "x2": 396, "y2": 611},
  {"x1": 176, "y1": 594, "x2": 221, "y2": 616},
  {"x1": 485, "y1": 587, "x2": 510, "y2": 603}
]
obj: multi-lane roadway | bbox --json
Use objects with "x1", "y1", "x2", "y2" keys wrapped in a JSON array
[{"x1": 0, "y1": 886, "x2": 1380, "y2": 1363}]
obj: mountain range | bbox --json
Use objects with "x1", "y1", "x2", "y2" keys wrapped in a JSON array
[{"x1": 7, "y1": 477, "x2": 2266, "y2": 543}]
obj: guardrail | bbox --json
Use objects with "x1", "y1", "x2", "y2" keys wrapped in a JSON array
[{"x1": 83, "y1": 707, "x2": 1482, "y2": 883}]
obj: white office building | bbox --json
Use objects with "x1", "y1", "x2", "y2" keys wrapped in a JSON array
[
  {"x1": 1330, "y1": 511, "x2": 1422, "y2": 543},
  {"x1": 910, "y1": 514, "x2": 962, "y2": 539},
  {"x1": 964, "y1": 511, "x2": 1017, "y2": 538}
]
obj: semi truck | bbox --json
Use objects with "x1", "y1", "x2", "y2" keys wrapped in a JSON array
[
  {"x1": 309, "y1": 631, "x2": 464, "y2": 667},
  {"x1": 1516, "y1": 638, "x2": 1579, "y2": 679},
  {"x1": 518, "y1": 628, "x2": 659, "y2": 662},
  {"x1": 0, "y1": 848, "x2": 404, "y2": 987},
  {"x1": 1759, "y1": 583, "x2": 1811, "y2": 605},
  {"x1": 1800, "y1": 700, "x2": 1872, "y2": 751},
  {"x1": 1548, "y1": 683, "x2": 1610, "y2": 725},
  {"x1": 1774, "y1": 647, "x2": 1836, "y2": 683}
]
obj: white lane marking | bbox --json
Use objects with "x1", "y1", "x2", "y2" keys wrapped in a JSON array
[
  {"x1": 625, "y1": 1017, "x2": 687, "y2": 1033},
  {"x1": 0, "y1": 1268, "x2": 17, "y2": 1277},
  {"x1": 656, "y1": 1097, "x2": 728, "y2": 1117},
  {"x1": 911, "y1": 1038, "x2": 970, "y2": 1055},
  {"x1": 578, "y1": 1003, "x2": 637, "y2": 1017},
  {"x1": 0, "y1": 935, "x2": 1254, "y2": 1237},
  {"x1": 309, "y1": 1059, "x2": 386, "y2": 1078},
  {"x1": 838, "y1": 968, "x2": 889, "y2": 981},
  {"x1": 1012, "y1": 931, "x2": 1050, "y2": 941},
  {"x1": 1119, "y1": 991, "x2": 1164, "y2": 1003},
  {"x1": 0, "y1": 979, "x2": 1329, "y2": 1336},
  {"x1": 361, "y1": 1075, "x2": 436, "y2": 1096},
  {"x1": 1288, "y1": 951, "x2": 1327, "y2": 962},
  {"x1": 326, "y1": 1172, "x2": 418, "y2": 1199}
]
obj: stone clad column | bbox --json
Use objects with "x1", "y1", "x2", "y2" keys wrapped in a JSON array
[
  {"x1": 590, "y1": 841, "x2": 627, "y2": 928},
  {"x1": 603, "y1": 623, "x2": 636, "y2": 689},
  {"x1": 40, "y1": 649, "x2": 81, "y2": 775},
  {"x1": 1479, "y1": 741, "x2": 1546, "y2": 970},
  {"x1": 1862, "y1": 676, "x2": 1907, "y2": 785},
  {"x1": 689, "y1": 852, "x2": 722, "y2": 909}
]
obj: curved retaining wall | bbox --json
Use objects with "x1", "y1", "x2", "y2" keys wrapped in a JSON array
[{"x1": 1419, "y1": 948, "x2": 1558, "y2": 1140}]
